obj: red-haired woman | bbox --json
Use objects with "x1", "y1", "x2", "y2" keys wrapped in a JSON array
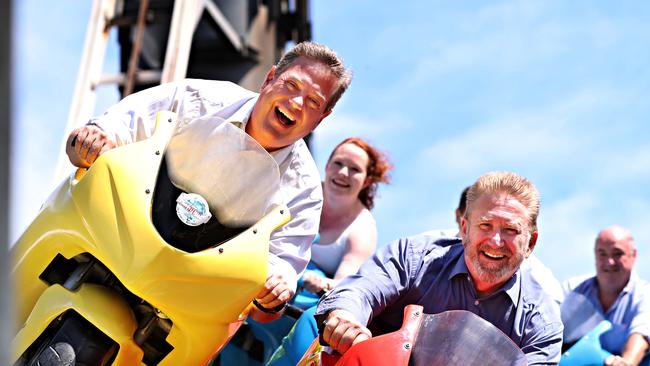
[
  {"x1": 302, "y1": 137, "x2": 392, "y2": 293},
  {"x1": 264, "y1": 138, "x2": 392, "y2": 366}
]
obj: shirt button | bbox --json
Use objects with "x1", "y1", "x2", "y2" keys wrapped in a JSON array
[{"x1": 474, "y1": 300, "x2": 479, "y2": 306}]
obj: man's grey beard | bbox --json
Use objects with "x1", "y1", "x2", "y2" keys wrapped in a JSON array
[
  {"x1": 470, "y1": 255, "x2": 515, "y2": 284},
  {"x1": 468, "y1": 245, "x2": 525, "y2": 286}
]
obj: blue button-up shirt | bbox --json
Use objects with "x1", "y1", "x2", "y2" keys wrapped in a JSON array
[
  {"x1": 563, "y1": 273, "x2": 650, "y2": 354},
  {"x1": 317, "y1": 233, "x2": 563, "y2": 365}
]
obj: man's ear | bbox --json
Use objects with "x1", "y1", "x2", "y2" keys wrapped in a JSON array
[
  {"x1": 262, "y1": 66, "x2": 277, "y2": 89},
  {"x1": 318, "y1": 109, "x2": 333, "y2": 124},
  {"x1": 455, "y1": 208, "x2": 462, "y2": 228},
  {"x1": 460, "y1": 216, "x2": 468, "y2": 241},
  {"x1": 526, "y1": 231, "x2": 538, "y2": 257}
]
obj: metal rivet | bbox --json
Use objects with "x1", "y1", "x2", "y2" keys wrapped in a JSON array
[
  {"x1": 218, "y1": 247, "x2": 224, "y2": 253},
  {"x1": 145, "y1": 189, "x2": 150, "y2": 194},
  {"x1": 155, "y1": 150, "x2": 160, "y2": 155},
  {"x1": 168, "y1": 118, "x2": 172, "y2": 123},
  {"x1": 404, "y1": 343, "x2": 411, "y2": 350},
  {"x1": 253, "y1": 229, "x2": 258, "y2": 234}
]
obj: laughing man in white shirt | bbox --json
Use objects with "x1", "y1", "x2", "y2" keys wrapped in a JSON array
[{"x1": 65, "y1": 41, "x2": 352, "y2": 315}]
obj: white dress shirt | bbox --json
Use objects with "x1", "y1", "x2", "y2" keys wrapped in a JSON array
[{"x1": 89, "y1": 79, "x2": 323, "y2": 278}]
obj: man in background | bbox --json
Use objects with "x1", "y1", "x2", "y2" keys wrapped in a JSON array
[{"x1": 563, "y1": 226, "x2": 649, "y2": 366}]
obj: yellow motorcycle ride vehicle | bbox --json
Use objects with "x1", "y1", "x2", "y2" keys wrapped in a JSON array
[{"x1": 11, "y1": 111, "x2": 290, "y2": 365}]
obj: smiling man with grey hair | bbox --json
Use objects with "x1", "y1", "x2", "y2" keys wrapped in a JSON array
[{"x1": 316, "y1": 171, "x2": 563, "y2": 364}]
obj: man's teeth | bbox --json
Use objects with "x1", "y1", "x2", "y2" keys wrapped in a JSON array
[
  {"x1": 483, "y1": 252, "x2": 505, "y2": 259},
  {"x1": 278, "y1": 109, "x2": 294, "y2": 123}
]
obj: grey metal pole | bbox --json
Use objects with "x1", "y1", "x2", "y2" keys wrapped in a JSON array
[{"x1": 0, "y1": 0, "x2": 12, "y2": 363}]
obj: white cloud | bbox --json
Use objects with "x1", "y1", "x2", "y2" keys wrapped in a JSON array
[
  {"x1": 312, "y1": 110, "x2": 412, "y2": 165},
  {"x1": 378, "y1": 1, "x2": 649, "y2": 94},
  {"x1": 416, "y1": 86, "x2": 644, "y2": 179},
  {"x1": 535, "y1": 192, "x2": 601, "y2": 280},
  {"x1": 537, "y1": 192, "x2": 650, "y2": 281}
]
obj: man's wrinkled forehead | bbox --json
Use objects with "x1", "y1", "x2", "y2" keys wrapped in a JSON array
[{"x1": 469, "y1": 192, "x2": 531, "y2": 222}]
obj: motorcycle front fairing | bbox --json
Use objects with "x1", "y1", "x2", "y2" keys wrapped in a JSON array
[{"x1": 12, "y1": 111, "x2": 290, "y2": 365}]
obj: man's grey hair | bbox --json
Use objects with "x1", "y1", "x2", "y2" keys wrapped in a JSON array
[
  {"x1": 465, "y1": 171, "x2": 541, "y2": 232},
  {"x1": 275, "y1": 41, "x2": 352, "y2": 112}
]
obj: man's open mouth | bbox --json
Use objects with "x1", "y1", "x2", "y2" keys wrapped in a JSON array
[
  {"x1": 481, "y1": 251, "x2": 506, "y2": 261},
  {"x1": 276, "y1": 107, "x2": 296, "y2": 126},
  {"x1": 602, "y1": 267, "x2": 620, "y2": 273}
]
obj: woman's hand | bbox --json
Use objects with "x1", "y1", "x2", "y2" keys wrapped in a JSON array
[{"x1": 302, "y1": 271, "x2": 334, "y2": 293}]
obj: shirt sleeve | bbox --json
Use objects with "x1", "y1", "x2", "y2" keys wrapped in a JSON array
[
  {"x1": 521, "y1": 305, "x2": 564, "y2": 365},
  {"x1": 315, "y1": 237, "x2": 415, "y2": 326},
  {"x1": 88, "y1": 82, "x2": 181, "y2": 146},
  {"x1": 629, "y1": 281, "x2": 650, "y2": 344},
  {"x1": 266, "y1": 145, "x2": 323, "y2": 279},
  {"x1": 267, "y1": 180, "x2": 322, "y2": 279}
]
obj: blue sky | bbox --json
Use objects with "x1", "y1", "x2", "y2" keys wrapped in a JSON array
[{"x1": 12, "y1": 1, "x2": 650, "y2": 282}]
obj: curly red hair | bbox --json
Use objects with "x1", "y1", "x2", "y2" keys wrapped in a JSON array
[{"x1": 328, "y1": 137, "x2": 393, "y2": 210}]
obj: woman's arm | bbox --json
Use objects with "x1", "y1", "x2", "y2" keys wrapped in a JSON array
[
  {"x1": 303, "y1": 213, "x2": 377, "y2": 293},
  {"x1": 332, "y1": 213, "x2": 377, "y2": 281}
]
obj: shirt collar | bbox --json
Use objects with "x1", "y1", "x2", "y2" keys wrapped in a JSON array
[
  {"x1": 621, "y1": 271, "x2": 639, "y2": 295},
  {"x1": 224, "y1": 96, "x2": 294, "y2": 166},
  {"x1": 592, "y1": 271, "x2": 639, "y2": 296},
  {"x1": 448, "y1": 251, "x2": 471, "y2": 281},
  {"x1": 224, "y1": 96, "x2": 257, "y2": 127},
  {"x1": 448, "y1": 249, "x2": 521, "y2": 306}
]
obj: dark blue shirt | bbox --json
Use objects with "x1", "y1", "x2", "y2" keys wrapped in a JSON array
[{"x1": 317, "y1": 233, "x2": 563, "y2": 365}]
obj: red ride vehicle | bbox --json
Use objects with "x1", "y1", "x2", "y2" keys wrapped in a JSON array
[{"x1": 295, "y1": 305, "x2": 528, "y2": 366}]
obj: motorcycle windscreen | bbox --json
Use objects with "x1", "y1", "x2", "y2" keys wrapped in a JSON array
[
  {"x1": 165, "y1": 116, "x2": 281, "y2": 227},
  {"x1": 560, "y1": 291, "x2": 605, "y2": 344},
  {"x1": 409, "y1": 311, "x2": 527, "y2": 366}
]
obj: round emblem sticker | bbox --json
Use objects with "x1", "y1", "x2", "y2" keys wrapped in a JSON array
[{"x1": 175, "y1": 192, "x2": 212, "y2": 226}]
